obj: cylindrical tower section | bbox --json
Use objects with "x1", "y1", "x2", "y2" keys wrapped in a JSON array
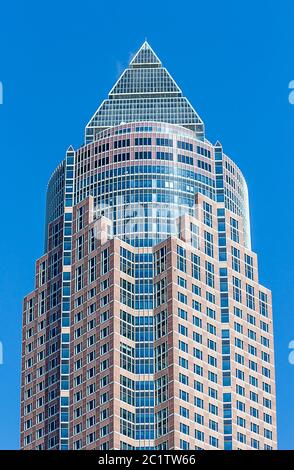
[
  {"x1": 45, "y1": 122, "x2": 250, "y2": 249},
  {"x1": 45, "y1": 161, "x2": 65, "y2": 250}
]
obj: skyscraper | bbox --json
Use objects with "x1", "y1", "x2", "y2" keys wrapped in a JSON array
[{"x1": 21, "y1": 42, "x2": 277, "y2": 450}]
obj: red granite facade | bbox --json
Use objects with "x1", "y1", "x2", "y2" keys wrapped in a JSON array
[
  {"x1": 21, "y1": 192, "x2": 276, "y2": 449},
  {"x1": 21, "y1": 42, "x2": 277, "y2": 450}
]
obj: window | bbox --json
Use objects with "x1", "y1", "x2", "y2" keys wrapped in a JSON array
[
  {"x1": 178, "y1": 276, "x2": 187, "y2": 289},
  {"x1": 50, "y1": 282, "x2": 59, "y2": 308},
  {"x1": 38, "y1": 291, "x2": 46, "y2": 317},
  {"x1": 120, "y1": 247, "x2": 134, "y2": 277},
  {"x1": 197, "y1": 145, "x2": 211, "y2": 158},
  {"x1": 237, "y1": 432, "x2": 246, "y2": 444},
  {"x1": 156, "y1": 138, "x2": 173, "y2": 147},
  {"x1": 120, "y1": 279, "x2": 134, "y2": 308},
  {"x1": 180, "y1": 406, "x2": 189, "y2": 419},
  {"x1": 259, "y1": 292, "x2": 268, "y2": 317},
  {"x1": 39, "y1": 260, "x2": 47, "y2": 286},
  {"x1": 135, "y1": 137, "x2": 152, "y2": 146},
  {"x1": 155, "y1": 342, "x2": 168, "y2": 371},
  {"x1": 76, "y1": 235, "x2": 84, "y2": 261},
  {"x1": 231, "y1": 247, "x2": 240, "y2": 272},
  {"x1": 233, "y1": 277, "x2": 242, "y2": 303},
  {"x1": 203, "y1": 202, "x2": 213, "y2": 227},
  {"x1": 177, "y1": 245, "x2": 186, "y2": 272},
  {"x1": 156, "y1": 152, "x2": 173, "y2": 161},
  {"x1": 100, "y1": 294, "x2": 109, "y2": 307},
  {"x1": 154, "y1": 310, "x2": 168, "y2": 340},
  {"x1": 88, "y1": 257, "x2": 96, "y2": 284},
  {"x1": 88, "y1": 228, "x2": 95, "y2": 252},
  {"x1": 77, "y1": 206, "x2": 84, "y2": 231},
  {"x1": 156, "y1": 408, "x2": 168, "y2": 437},
  {"x1": 114, "y1": 139, "x2": 130, "y2": 148},
  {"x1": 178, "y1": 308, "x2": 187, "y2": 320},
  {"x1": 205, "y1": 261, "x2": 215, "y2": 288},
  {"x1": 101, "y1": 278, "x2": 109, "y2": 291},
  {"x1": 178, "y1": 292, "x2": 187, "y2": 305},
  {"x1": 97, "y1": 142, "x2": 110, "y2": 153},
  {"x1": 246, "y1": 284, "x2": 255, "y2": 310},
  {"x1": 155, "y1": 375, "x2": 168, "y2": 405},
  {"x1": 245, "y1": 254, "x2": 254, "y2": 280},
  {"x1": 180, "y1": 439, "x2": 190, "y2": 450},
  {"x1": 180, "y1": 390, "x2": 189, "y2": 402},
  {"x1": 154, "y1": 246, "x2": 166, "y2": 275},
  {"x1": 198, "y1": 160, "x2": 211, "y2": 172},
  {"x1": 190, "y1": 223, "x2": 200, "y2": 249},
  {"x1": 75, "y1": 266, "x2": 83, "y2": 292},
  {"x1": 177, "y1": 141, "x2": 193, "y2": 152},
  {"x1": 114, "y1": 152, "x2": 130, "y2": 162},
  {"x1": 154, "y1": 278, "x2": 167, "y2": 307},
  {"x1": 101, "y1": 248, "x2": 110, "y2": 275},
  {"x1": 209, "y1": 436, "x2": 219, "y2": 448},
  {"x1": 230, "y1": 217, "x2": 239, "y2": 243},
  {"x1": 204, "y1": 231, "x2": 214, "y2": 257},
  {"x1": 195, "y1": 430, "x2": 204, "y2": 442},
  {"x1": 135, "y1": 151, "x2": 152, "y2": 160},
  {"x1": 178, "y1": 154, "x2": 193, "y2": 165},
  {"x1": 191, "y1": 253, "x2": 201, "y2": 280},
  {"x1": 180, "y1": 423, "x2": 190, "y2": 435}
]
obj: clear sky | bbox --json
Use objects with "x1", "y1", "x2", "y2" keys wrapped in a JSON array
[{"x1": 0, "y1": 0, "x2": 293, "y2": 450}]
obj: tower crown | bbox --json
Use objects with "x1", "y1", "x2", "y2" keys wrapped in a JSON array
[{"x1": 85, "y1": 41, "x2": 204, "y2": 143}]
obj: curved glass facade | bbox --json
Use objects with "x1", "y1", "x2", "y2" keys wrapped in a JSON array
[{"x1": 46, "y1": 122, "x2": 250, "y2": 248}]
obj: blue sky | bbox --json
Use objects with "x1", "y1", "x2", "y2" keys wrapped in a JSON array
[{"x1": 0, "y1": 0, "x2": 293, "y2": 449}]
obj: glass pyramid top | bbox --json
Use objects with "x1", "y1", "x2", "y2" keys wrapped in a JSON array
[
  {"x1": 130, "y1": 41, "x2": 161, "y2": 67},
  {"x1": 85, "y1": 42, "x2": 204, "y2": 143}
]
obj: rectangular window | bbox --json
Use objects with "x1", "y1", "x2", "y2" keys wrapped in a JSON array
[
  {"x1": 177, "y1": 141, "x2": 193, "y2": 152},
  {"x1": 113, "y1": 152, "x2": 130, "y2": 162},
  {"x1": 259, "y1": 292, "x2": 268, "y2": 317},
  {"x1": 178, "y1": 154, "x2": 193, "y2": 165},
  {"x1": 231, "y1": 247, "x2": 240, "y2": 272},
  {"x1": 101, "y1": 248, "x2": 110, "y2": 275},
  {"x1": 204, "y1": 231, "x2": 214, "y2": 257},
  {"x1": 203, "y1": 202, "x2": 213, "y2": 227},
  {"x1": 135, "y1": 137, "x2": 152, "y2": 146},
  {"x1": 156, "y1": 152, "x2": 173, "y2": 161},
  {"x1": 134, "y1": 151, "x2": 152, "y2": 160},
  {"x1": 246, "y1": 284, "x2": 255, "y2": 310},
  {"x1": 245, "y1": 254, "x2": 254, "y2": 280},
  {"x1": 154, "y1": 246, "x2": 166, "y2": 275},
  {"x1": 114, "y1": 139, "x2": 130, "y2": 149},
  {"x1": 233, "y1": 277, "x2": 242, "y2": 303},
  {"x1": 197, "y1": 145, "x2": 211, "y2": 158},
  {"x1": 205, "y1": 261, "x2": 215, "y2": 288},
  {"x1": 230, "y1": 217, "x2": 239, "y2": 243},
  {"x1": 88, "y1": 257, "x2": 96, "y2": 284},
  {"x1": 156, "y1": 138, "x2": 173, "y2": 147},
  {"x1": 198, "y1": 160, "x2": 211, "y2": 172},
  {"x1": 177, "y1": 245, "x2": 186, "y2": 272}
]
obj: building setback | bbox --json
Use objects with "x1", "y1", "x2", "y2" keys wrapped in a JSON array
[{"x1": 21, "y1": 42, "x2": 277, "y2": 450}]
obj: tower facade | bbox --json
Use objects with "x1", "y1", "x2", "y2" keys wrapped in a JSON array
[{"x1": 21, "y1": 42, "x2": 277, "y2": 450}]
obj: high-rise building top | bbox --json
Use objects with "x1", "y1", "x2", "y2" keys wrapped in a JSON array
[
  {"x1": 46, "y1": 41, "x2": 250, "y2": 249},
  {"x1": 21, "y1": 41, "x2": 276, "y2": 451},
  {"x1": 85, "y1": 41, "x2": 204, "y2": 143}
]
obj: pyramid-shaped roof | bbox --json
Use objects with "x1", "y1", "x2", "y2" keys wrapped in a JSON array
[
  {"x1": 85, "y1": 41, "x2": 204, "y2": 143},
  {"x1": 130, "y1": 41, "x2": 161, "y2": 67}
]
